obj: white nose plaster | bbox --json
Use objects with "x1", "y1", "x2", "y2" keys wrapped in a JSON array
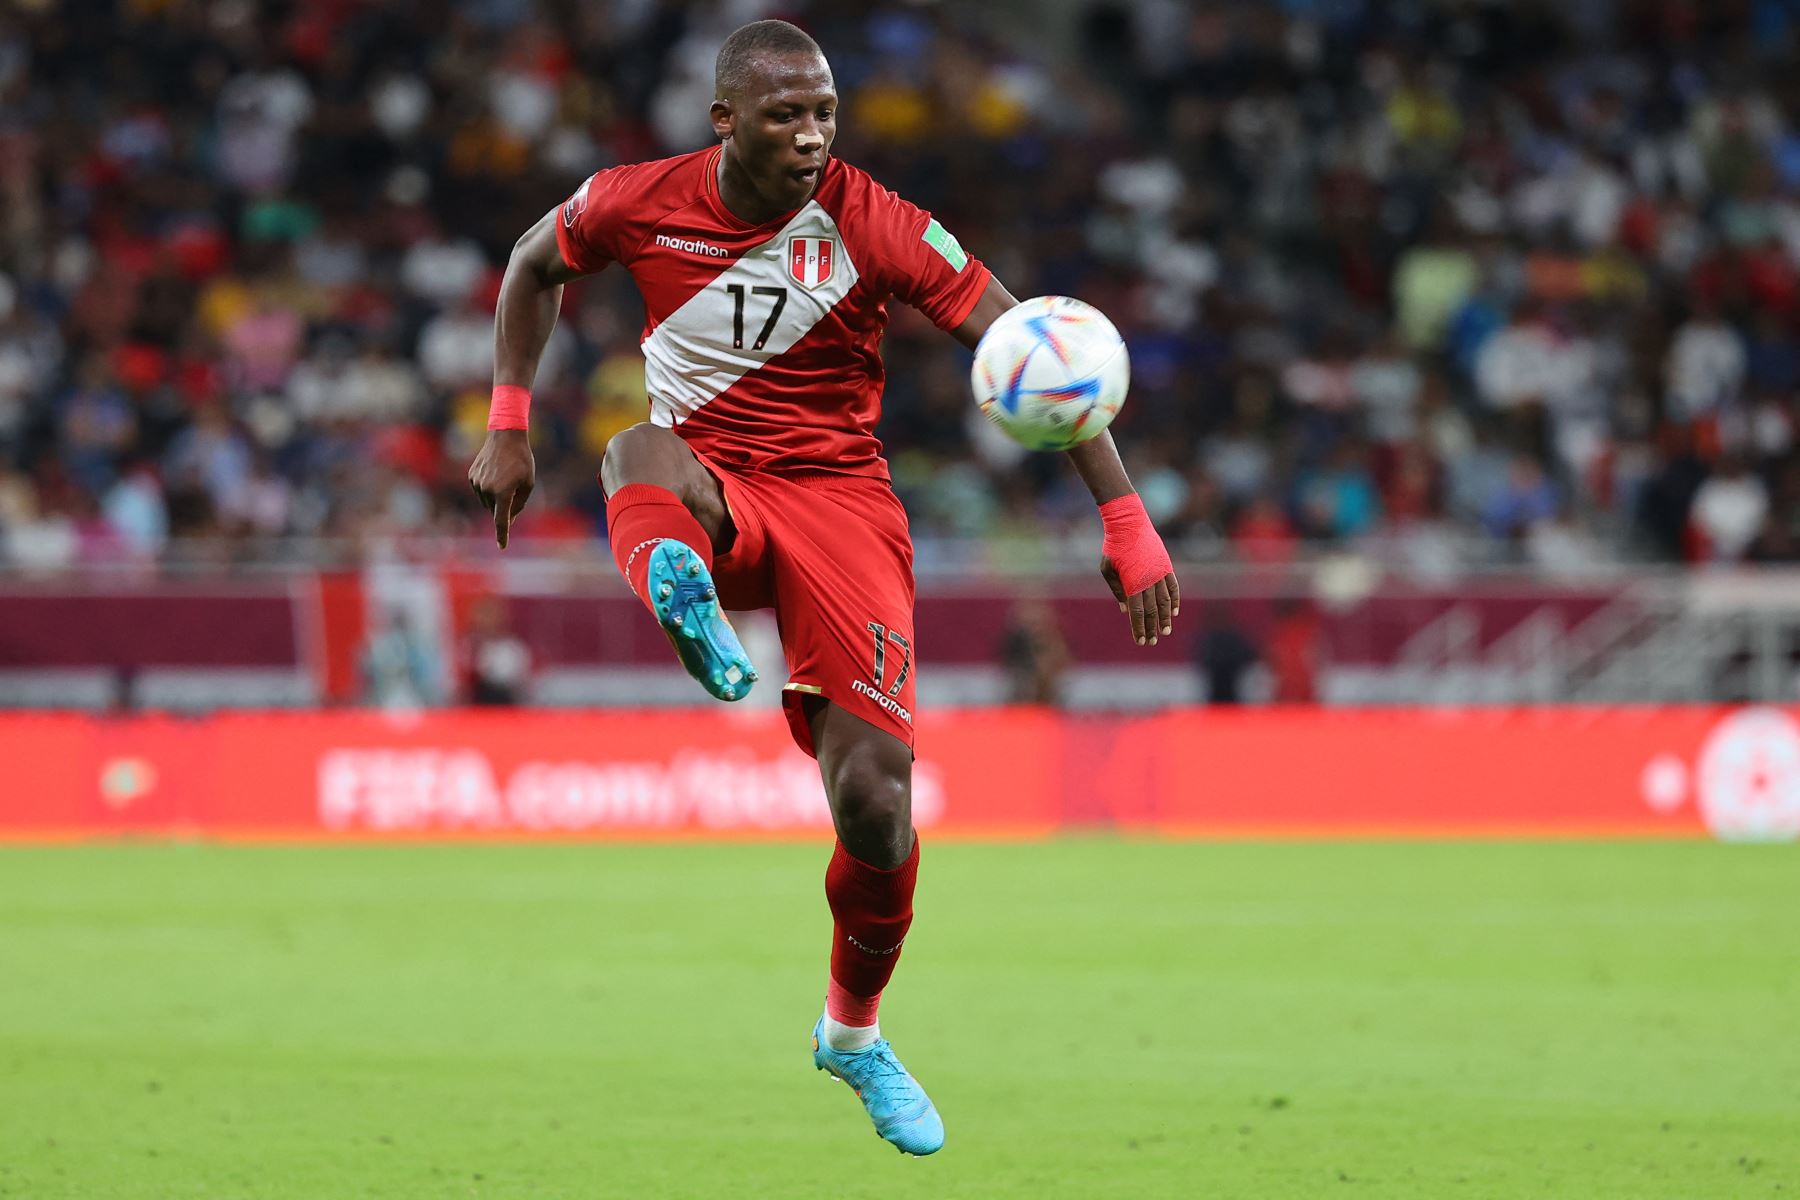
[{"x1": 794, "y1": 133, "x2": 824, "y2": 151}]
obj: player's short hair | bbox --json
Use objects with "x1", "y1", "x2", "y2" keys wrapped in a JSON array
[{"x1": 715, "y1": 19, "x2": 824, "y2": 101}]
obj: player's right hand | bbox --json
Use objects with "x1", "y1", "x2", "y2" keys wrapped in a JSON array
[{"x1": 468, "y1": 429, "x2": 535, "y2": 549}]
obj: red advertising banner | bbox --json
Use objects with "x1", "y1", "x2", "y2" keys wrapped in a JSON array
[{"x1": 5, "y1": 706, "x2": 1799, "y2": 842}]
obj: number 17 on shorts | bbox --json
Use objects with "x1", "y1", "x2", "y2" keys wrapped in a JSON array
[{"x1": 850, "y1": 620, "x2": 914, "y2": 730}]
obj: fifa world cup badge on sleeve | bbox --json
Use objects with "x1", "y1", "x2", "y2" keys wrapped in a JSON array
[{"x1": 922, "y1": 219, "x2": 968, "y2": 272}]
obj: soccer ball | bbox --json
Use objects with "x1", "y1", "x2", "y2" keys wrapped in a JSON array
[{"x1": 970, "y1": 295, "x2": 1130, "y2": 452}]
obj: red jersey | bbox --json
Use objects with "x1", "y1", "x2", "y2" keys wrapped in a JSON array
[{"x1": 554, "y1": 146, "x2": 991, "y2": 478}]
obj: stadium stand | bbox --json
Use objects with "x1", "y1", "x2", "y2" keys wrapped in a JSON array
[{"x1": 2, "y1": 1, "x2": 1799, "y2": 709}]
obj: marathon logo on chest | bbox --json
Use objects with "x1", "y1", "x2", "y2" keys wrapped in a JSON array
[
  {"x1": 789, "y1": 236, "x2": 835, "y2": 289},
  {"x1": 655, "y1": 233, "x2": 732, "y2": 257}
]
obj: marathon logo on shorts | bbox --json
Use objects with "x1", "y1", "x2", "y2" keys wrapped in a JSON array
[
  {"x1": 654, "y1": 233, "x2": 732, "y2": 257},
  {"x1": 788, "y1": 236, "x2": 834, "y2": 289},
  {"x1": 852, "y1": 678, "x2": 913, "y2": 726}
]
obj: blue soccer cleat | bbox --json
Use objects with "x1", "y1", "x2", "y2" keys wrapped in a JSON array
[
  {"x1": 646, "y1": 540, "x2": 757, "y2": 702},
  {"x1": 812, "y1": 1016, "x2": 945, "y2": 1156}
]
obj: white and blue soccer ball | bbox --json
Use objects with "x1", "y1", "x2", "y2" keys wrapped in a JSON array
[{"x1": 970, "y1": 295, "x2": 1130, "y2": 452}]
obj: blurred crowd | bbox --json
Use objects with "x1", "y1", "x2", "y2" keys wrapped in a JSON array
[{"x1": 3, "y1": 0, "x2": 1800, "y2": 574}]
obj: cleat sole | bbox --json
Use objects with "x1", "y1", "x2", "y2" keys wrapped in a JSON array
[{"x1": 646, "y1": 541, "x2": 758, "y2": 703}]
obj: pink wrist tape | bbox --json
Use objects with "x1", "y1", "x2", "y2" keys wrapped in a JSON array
[
  {"x1": 488, "y1": 385, "x2": 531, "y2": 431},
  {"x1": 1099, "y1": 493, "x2": 1174, "y2": 597}
]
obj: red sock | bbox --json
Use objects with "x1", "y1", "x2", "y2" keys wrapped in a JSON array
[
  {"x1": 604, "y1": 483, "x2": 713, "y2": 613},
  {"x1": 824, "y1": 838, "x2": 919, "y2": 1026}
]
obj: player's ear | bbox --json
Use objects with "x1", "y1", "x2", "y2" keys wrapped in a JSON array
[{"x1": 710, "y1": 98, "x2": 735, "y2": 141}]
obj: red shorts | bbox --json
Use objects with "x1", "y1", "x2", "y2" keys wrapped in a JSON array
[{"x1": 700, "y1": 458, "x2": 917, "y2": 758}]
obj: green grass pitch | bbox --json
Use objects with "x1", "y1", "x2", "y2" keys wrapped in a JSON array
[{"x1": 1, "y1": 840, "x2": 1795, "y2": 1198}]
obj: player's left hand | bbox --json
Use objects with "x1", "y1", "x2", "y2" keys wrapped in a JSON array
[{"x1": 1098, "y1": 494, "x2": 1179, "y2": 646}]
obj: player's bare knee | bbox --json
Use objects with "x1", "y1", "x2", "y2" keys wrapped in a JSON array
[
  {"x1": 599, "y1": 422, "x2": 673, "y2": 494},
  {"x1": 601, "y1": 423, "x2": 727, "y2": 537},
  {"x1": 825, "y1": 753, "x2": 912, "y2": 867}
]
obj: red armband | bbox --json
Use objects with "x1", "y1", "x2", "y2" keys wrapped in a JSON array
[
  {"x1": 1099, "y1": 493, "x2": 1173, "y2": 597},
  {"x1": 487, "y1": 385, "x2": 531, "y2": 431}
]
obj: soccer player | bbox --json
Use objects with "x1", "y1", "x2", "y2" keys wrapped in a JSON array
[{"x1": 468, "y1": 20, "x2": 1179, "y2": 1156}]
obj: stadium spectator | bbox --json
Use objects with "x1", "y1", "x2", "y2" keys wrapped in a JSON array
[
  {"x1": 1266, "y1": 596, "x2": 1323, "y2": 705},
  {"x1": 361, "y1": 609, "x2": 444, "y2": 711},
  {"x1": 1689, "y1": 455, "x2": 1772, "y2": 563},
  {"x1": 460, "y1": 596, "x2": 533, "y2": 706},
  {"x1": 998, "y1": 597, "x2": 1071, "y2": 706},
  {"x1": 1194, "y1": 601, "x2": 1260, "y2": 705}
]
